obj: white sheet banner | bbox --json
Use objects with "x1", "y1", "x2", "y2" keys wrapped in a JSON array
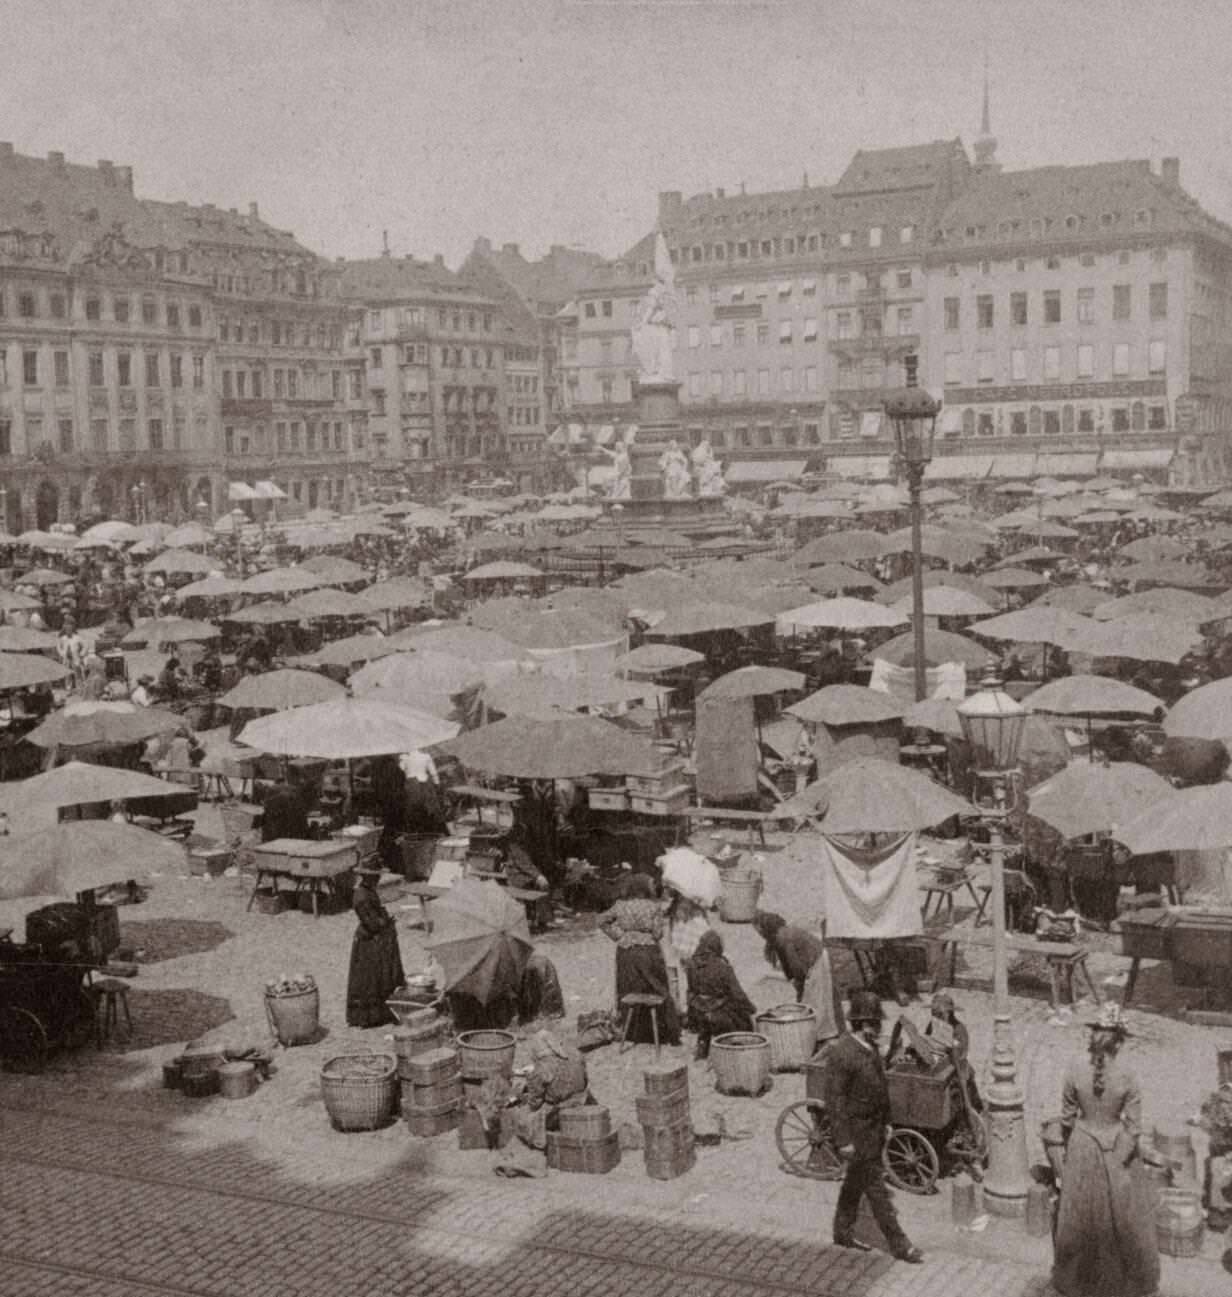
[
  {"x1": 819, "y1": 831, "x2": 924, "y2": 939},
  {"x1": 869, "y1": 657, "x2": 966, "y2": 705}
]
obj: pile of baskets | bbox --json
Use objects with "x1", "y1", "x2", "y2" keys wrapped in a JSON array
[
  {"x1": 320, "y1": 1053, "x2": 397, "y2": 1132},
  {"x1": 402, "y1": 1047, "x2": 463, "y2": 1136}
]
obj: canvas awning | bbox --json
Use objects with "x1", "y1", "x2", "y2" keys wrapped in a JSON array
[
  {"x1": 725, "y1": 459, "x2": 808, "y2": 484},
  {"x1": 227, "y1": 481, "x2": 258, "y2": 501},
  {"x1": 1035, "y1": 453, "x2": 1099, "y2": 477},
  {"x1": 924, "y1": 454, "x2": 993, "y2": 481},
  {"x1": 253, "y1": 480, "x2": 287, "y2": 500},
  {"x1": 989, "y1": 453, "x2": 1038, "y2": 479},
  {"x1": 1100, "y1": 448, "x2": 1175, "y2": 470},
  {"x1": 830, "y1": 455, "x2": 893, "y2": 481}
]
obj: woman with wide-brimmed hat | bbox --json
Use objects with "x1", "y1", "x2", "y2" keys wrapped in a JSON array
[
  {"x1": 1051, "y1": 1003, "x2": 1161, "y2": 1297},
  {"x1": 345, "y1": 863, "x2": 404, "y2": 1028}
]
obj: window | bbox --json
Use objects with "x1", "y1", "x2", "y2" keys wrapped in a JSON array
[
  {"x1": 836, "y1": 312, "x2": 853, "y2": 340},
  {"x1": 584, "y1": 302, "x2": 596, "y2": 319},
  {"x1": 779, "y1": 321, "x2": 792, "y2": 344},
  {"x1": 1011, "y1": 348, "x2": 1027, "y2": 381},
  {"x1": 222, "y1": 369, "x2": 232, "y2": 398},
  {"x1": 1148, "y1": 340, "x2": 1167, "y2": 373},
  {"x1": 731, "y1": 324, "x2": 745, "y2": 349},
  {"x1": 709, "y1": 324, "x2": 722, "y2": 348},
  {"x1": 868, "y1": 226, "x2": 882, "y2": 248},
  {"x1": 805, "y1": 366, "x2": 817, "y2": 391},
  {"x1": 148, "y1": 418, "x2": 164, "y2": 450},
  {"x1": 688, "y1": 326, "x2": 700, "y2": 350},
  {"x1": 1078, "y1": 408, "x2": 1095, "y2": 433},
  {"x1": 839, "y1": 231, "x2": 852, "y2": 248},
  {"x1": 977, "y1": 350, "x2": 994, "y2": 383},
  {"x1": 145, "y1": 352, "x2": 160, "y2": 387},
  {"x1": 944, "y1": 352, "x2": 962, "y2": 385},
  {"x1": 803, "y1": 318, "x2": 818, "y2": 342},
  {"x1": 802, "y1": 279, "x2": 816, "y2": 297},
  {"x1": 778, "y1": 281, "x2": 792, "y2": 300},
  {"x1": 1113, "y1": 343, "x2": 1130, "y2": 376},
  {"x1": 166, "y1": 302, "x2": 180, "y2": 329},
  {"x1": 688, "y1": 373, "x2": 702, "y2": 398},
  {"x1": 58, "y1": 419, "x2": 73, "y2": 453},
  {"x1": 1149, "y1": 282, "x2": 1168, "y2": 319},
  {"x1": 90, "y1": 419, "x2": 107, "y2": 451},
  {"x1": 1044, "y1": 290, "x2": 1061, "y2": 324},
  {"x1": 1010, "y1": 292, "x2": 1028, "y2": 326},
  {"x1": 734, "y1": 370, "x2": 746, "y2": 396},
  {"x1": 1010, "y1": 411, "x2": 1028, "y2": 437},
  {"x1": 193, "y1": 355, "x2": 204, "y2": 389},
  {"x1": 18, "y1": 292, "x2": 35, "y2": 318},
  {"x1": 977, "y1": 295, "x2": 994, "y2": 329},
  {"x1": 601, "y1": 300, "x2": 613, "y2": 318},
  {"x1": 1113, "y1": 284, "x2": 1131, "y2": 320},
  {"x1": 960, "y1": 409, "x2": 975, "y2": 437},
  {"x1": 49, "y1": 294, "x2": 66, "y2": 320},
  {"x1": 22, "y1": 350, "x2": 38, "y2": 386},
  {"x1": 142, "y1": 297, "x2": 157, "y2": 325},
  {"x1": 1062, "y1": 405, "x2": 1075, "y2": 435},
  {"x1": 112, "y1": 295, "x2": 131, "y2": 323},
  {"x1": 944, "y1": 297, "x2": 959, "y2": 331},
  {"x1": 1044, "y1": 409, "x2": 1061, "y2": 436},
  {"x1": 170, "y1": 354, "x2": 183, "y2": 389},
  {"x1": 89, "y1": 351, "x2": 104, "y2": 386},
  {"x1": 1077, "y1": 287, "x2": 1095, "y2": 324},
  {"x1": 1132, "y1": 401, "x2": 1146, "y2": 431},
  {"x1": 900, "y1": 226, "x2": 914, "y2": 244},
  {"x1": 53, "y1": 351, "x2": 69, "y2": 387},
  {"x1": 1076, "y1": 344, "x2": 1094, "y2": 379},
  {"x1": 757, "y1": 369, "x2": 770, "y2": 395},
  {"x1": 780, "y1": 367, "x2": 794, "y2": 392},
  {"x1": 1111, "y1": 407, "x2": 1130, "y2": 432},
  {"x1": 710, "y1": 371, "x2": 722, "y2": 396},
  {"x1": 85, "y1": 296, "x2": 101, "y2": 321},
  {"x1": 978, "y1": 411, "x2": 994, "y2": 437},
  {"x1": 287, "y1": 369, "x2": 298, "y2": 398},
  {"x1": 836, "y1": 274, "x2": 851, "y2": 297},
  {"x1": 756, "y1": 323, "x2": 769, "y2": 346},
  {"x1": 1043, "y1": 346, "x2": 1061, "y2": 380},
  {"x1": 896, "y1": 306, "x2": 914, "y2": 336},
  {"x1": 1148, "y1": 404, "x2": 1167, "y2": 430}
]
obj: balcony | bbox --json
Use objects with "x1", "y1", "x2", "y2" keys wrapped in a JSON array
[
  {"x1": 829, "y1": 333, "x2": 919, "y2": 357},
  {"x1": 221, "y1": 398, "x2": 273, "y2": 417}
]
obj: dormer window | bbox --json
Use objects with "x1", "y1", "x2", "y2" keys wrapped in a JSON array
[{"x1": 1065, "y1": 215, "x2": 1080, "y2": 231}]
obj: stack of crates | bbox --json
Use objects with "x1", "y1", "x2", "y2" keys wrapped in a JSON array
[
  {"x1": 402, "y1": 1046, "x2": 462, "y2": 1137},
  {"x1": 545, "y1": 1105, "x2": 621, "y2": 1173},
  {"x1": 637, "y1": 1063, "x2": 695, "y2": 1179}
]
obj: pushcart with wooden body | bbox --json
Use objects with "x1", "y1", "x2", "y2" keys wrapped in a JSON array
[
  {"x1": 774, "y1": 1018, "x2": 987, "y2": 1194},
  {"x1": 0, "y1": 945, "x2": 97, "y2": 1069}
]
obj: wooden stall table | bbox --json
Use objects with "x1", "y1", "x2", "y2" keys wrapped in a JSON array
[
  {"x1": 683, "y1": 805, "x2": 795, "y2": 848},
  {"x1": 933, "y1": 926, "x2": 1103, "y2": 1010},
  {"x1": 247, "y1": 838, "x2": 358, "y2": 918},
  {"x1": 1117, "y1": 907, "x2": 1173, "y2": 1006},
  {"x1": 447, "y1": 784, "x2": 521, "y2": 829}
]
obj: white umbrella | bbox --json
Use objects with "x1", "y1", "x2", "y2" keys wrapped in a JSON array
[
  {"x1": 238, "y1": 699, "x2": 458, "y2": 759},
  {"x1": 659, "y1": 847, "x2": 722, "y2": 908}
]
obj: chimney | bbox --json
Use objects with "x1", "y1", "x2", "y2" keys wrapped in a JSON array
[
  {"x1": 248, "y1": 201, "x2": 259, "y2": 219},
  {"x1": 47, "y1": 150, "x2": 65, "y2": 169},
  {"x1": 117, "y1": 165, "x2": 133, "y2": 192},
  {"x1": 502, "y1": 242, "x2": 520, "y2": 257},
  {"x1": 657, "y1": 191, "x2": 683, "y2": 225},
  {"x1": 1161, "y1": 156, "x2": 1181, "y2": 187}
]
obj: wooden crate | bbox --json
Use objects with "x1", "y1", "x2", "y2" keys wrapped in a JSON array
[
  {"x1": 558, "y1": 1105, "x2": 612, "y2": 1140},
  {"x1": 546, "y1": 1130, "x2": 622, "y2": 1174},
  {"x1": 588, "y1": 788, "x2": 630, "y2": 812},
  {"x1": 635, "y1": 1090, "x2": 690, "y2": 1129},
  {"x1": 630, "y1": 785, "x2": 692, "y2": 816},
  {"x1": 644, "y1": 1063, "x2": 689, "y2": 1097},
  {"x1": 628, "y1": 762, "x2": 686, "y2": 796}
]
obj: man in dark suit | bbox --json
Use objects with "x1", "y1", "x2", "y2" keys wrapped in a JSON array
[{"x1": 824, "y1": 988, "x2": 924, "y2": 1264}]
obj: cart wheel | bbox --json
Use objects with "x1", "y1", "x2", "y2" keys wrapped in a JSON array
[
  {"x1": 884, "y1": 1127, "x2": 940, "y2": 1194},
  {"x1": 775, "y1": 1100, "x2": 844, "y2": 1180},
  {"x1": 0, "y1": 1006, "x2": 48, "y2": 1072}
]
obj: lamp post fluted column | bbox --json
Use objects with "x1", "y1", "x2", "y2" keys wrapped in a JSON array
[{"x1": 905, "y1": 459, "x2": 927, "y2": 702}]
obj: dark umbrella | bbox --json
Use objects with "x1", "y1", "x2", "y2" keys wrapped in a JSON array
[{"x1": 423, "y1": 879, "x2": 533, "y2": 1004}]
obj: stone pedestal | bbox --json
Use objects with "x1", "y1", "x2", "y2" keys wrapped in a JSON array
[{"x1": 624, "y1": 377, "x2": 724, "y2": 532}]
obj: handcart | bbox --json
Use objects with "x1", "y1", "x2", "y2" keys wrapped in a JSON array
[{"x1": 0, "y1": 946, "x2": 97, "y2": 1070}]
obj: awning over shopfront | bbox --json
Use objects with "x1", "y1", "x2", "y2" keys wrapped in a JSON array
[
  {"x1": 924, "y1": 454, "x2": 993, "y2": 481},
  {"x1": 227, "y1": 482, "x2": 258, "y2": 502},
  {"x1": 1035, "y1": 453, "x2": 1099, "y2": 477},
  {"x1": 1100, "y1": 448, "x2": 1175, "y2": 471},
  {"x1": 253, "y1": 481, "x2": 287, "y2": 500},
  {"x1": 989, "y1": 453, "x2": 1038, "y2": 479},
  {"x1": 725, "y1": 459, "x2": 808, "y2": 484},
  {"x1": 830, "y1": 455, "x2": 893, "y2": 481}
]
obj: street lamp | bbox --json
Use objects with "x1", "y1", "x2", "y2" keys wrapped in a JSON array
[
  {"x1": 884, "y1": 356, "x2": 940, "y2": 701},
  {"x1": 957, "y1": 677, "x2": 1030, "y2": 1216}
]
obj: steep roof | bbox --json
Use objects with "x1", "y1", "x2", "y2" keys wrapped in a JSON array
[
  {"x1": 835, "y1": 139, "x2": 969, "y2": 195},
  {"x1": 468, "y1": 241, "x2": 605, "y2": 311},
  {"x1": 337, "y1": 256, "x2": 498, "y2": 306}
]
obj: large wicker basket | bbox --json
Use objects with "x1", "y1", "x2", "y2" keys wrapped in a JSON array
[
  {"x1": 320, "y1": 1053, "x2": 397, "y2": 1132},
  {"x1": 264, "y1": 986, "x2": 319, "y2": 1046},
  {"x1": 710, "y1": 1032, "x2": 771, "y2": 1095},
  {"x1": 455, "y1": 1030, "x2": 516, "y2": 1080},
  {"x1": 755, "y1": 1004, "x2": 817, "y2": 1072}
]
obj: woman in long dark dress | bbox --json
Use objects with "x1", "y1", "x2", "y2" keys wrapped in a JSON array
[
  {"x1": 346, "y1": 864, "x2": 405, "y2": 1028},
  {"x1": 752, "y1": 910, "x2": 845, "y2": 1046},
  {"x1": 685, "y1": 930, "x2": 755, "y2": 1060},
  {"x1": 596, "y1": 874, "x2": 681, "y2": 1046},
  {"x1": 1052, "y1": 1004, "x2": 1161, "y2": 1297}
]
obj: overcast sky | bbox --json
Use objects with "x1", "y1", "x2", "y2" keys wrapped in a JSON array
[{"x1": 5, "y1": 0, "x2": 1232, "y2": 267}]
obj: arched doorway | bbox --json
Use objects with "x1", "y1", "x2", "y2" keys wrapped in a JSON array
[{"x1": 35, "y1": 480, "x2": 59, "y2": 530}]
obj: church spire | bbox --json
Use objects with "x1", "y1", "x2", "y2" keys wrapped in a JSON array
[{"x1": 973, "y1": 53, "x2": 1000, "y2": 172}]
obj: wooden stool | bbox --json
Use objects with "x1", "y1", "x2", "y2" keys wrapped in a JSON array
[
  {"x1": 93, "y1": 978, "x2": 133, "y2": 1046},
  {"x1": 618, "y1": 993, "x2": 665, "y2": 1059}
]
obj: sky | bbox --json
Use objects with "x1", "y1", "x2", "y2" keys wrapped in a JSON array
[{"x1": 4, "y1": 0, "x2": 1232, "y2": 267}]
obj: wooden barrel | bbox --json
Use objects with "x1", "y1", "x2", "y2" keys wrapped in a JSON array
[
  {"x1": 755, "y1": 1005, "x2": 818, "y2": 1072},
  {"x1": 718, "y1": 871, "x2": 762, "y2": 923},
  {"x1": 710, "y1": 1032, "x2": 771, "y2": 1096},
  {"x1": 1156, "y1": 1187, "x2": 1204, "y2": 1257}
]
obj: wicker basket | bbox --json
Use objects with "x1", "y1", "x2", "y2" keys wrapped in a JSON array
[
  {"x1": 755, "y1": 1004, "x2": 818, "y2": 1072},
  {"x1": 558, "y1": 1105, "x2": 612, "y2": 1140},
  {"x1": 718, "y1": 871, "x2": 762, "y2": 923},
  {"x1": 710, "y1": 1032, "x2": 772, "y2": 1096},
  {"x1": 320, "y1": 1053, "x2": 397, "y2": 1132},
  {"x1": 265, "y1": 986, "x2": 319, "y2": 1047},
  {"x1": 1156, "y1": 1188, "x2": 1204, "y2": 1257},
  {"x1": 456, "y1": 1030, "x2": 516, "y2": 1080}
]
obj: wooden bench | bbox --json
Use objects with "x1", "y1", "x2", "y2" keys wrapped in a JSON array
[{"x1": 934, "y1": 927, "x2": 1103, "y2": 1010}]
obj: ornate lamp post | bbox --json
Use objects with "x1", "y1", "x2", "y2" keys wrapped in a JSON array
[
  {"x1": 883, "y1": 356, "x2": 940, "y2": 701},
  {"x1": 957, "y1": 678, "x2": 1030, "y2": 1215}
]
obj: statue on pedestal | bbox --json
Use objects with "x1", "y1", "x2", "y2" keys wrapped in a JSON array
[
  {"x1": 659, "y1": 440, "x2": 692, "y2": 500},
  {"x1": 691, "y1": 438, "x2": 726, "y2": 498},
  {"x1": 631, "y1": 231, "x2": 678, "y2": 383},
  {"x1": 601, "y1": 430, "x2": 634, "y2": 500}
]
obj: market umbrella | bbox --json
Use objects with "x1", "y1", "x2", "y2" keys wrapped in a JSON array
[
  {"x1": 83, "y1": 520, "x2": 139, "y2": 544},
  {"x1": 225, "y1": 602, "x2": 302, "y2": 626},
  {"x1": 995, "y1": 482, "x2": 1035, "y2": 496},
  {"x1": 143, "y1": 549, "x2": 216, "y2": 577},
  {"x1": 792, "y1": 530, "x2": 890, "y2": 565},
  {"x1": 1113, "y1": 562, "x2": 1212, "y2": 590},
  {"x1": 360, "y1": 577, "x2": 432, "y2": 611},
  {"x1": 480, "y1": 671, "x2": 668, "y2": 718},
  {"x1": 776, "y1": 597, "x2": 906, "y2": 634},
  {"x1": 294, "y1": 634, "x2": 401, "y2": 669},
  {"x1": 238, "y1": 699, "x2": 457, "y2": 759},
  {"x1": 890, "y1": 588, "x2": 998, "y2": 619},
  {"x1": 27, "y1": 701, "x2": 181, "y2": 749},
  {"x1": 872, "y1": 629, "x2": 996, "y2": 672},
  {"x1": 162, "y1": 523, "x2": 213, "y2": 549},
  {"x1": 463, "y1": 561, "x2": 545, "y2": 582},
  {"x1": 1024, "y1": 521, "x2": 1081, "y2": 542},
  {"x1": 17, "y1": 568, "x2": 73, "y2": 587},
  {"x1": 352, "y1": 651, "x2": 514, "y2": 718},
  {"x1": 240, "y1": 567, "x2": 325, "y2": 597},
  {"x1": 699, "y1": 665, "x2": 806, "y2": 702},
  {"x1": 440, "y1": 712, "x2": 657, "y2": 779},
  {"x1": 1025, "y1": 675, "x2": 1163, "y2": 719},
  {"x1": 0, "y1": 820, "x2": 186, "y2": 900},
  {"x1": 218, "y1": 669, "x2": 346, "y2": 712},
  {"x1": 782, "y1": 756, "x2": 973, "y2": 832},
  {"x1": 1116, "y1": 536, "x2": 1191, "y2": 563},
  {"x1": 405, "y1": 625, "x2": 531, "y2": 663},
  {"x1": 0, "y1": 653, "x2": 70, "y2": 691},
  {"x1": 1029, "y1": 584, "x2": 1108, "y2": 615},
  {"x1": 422, "y1": 879, "x2": 533, "y2": 1004},
  {"x1": 903, "y1": 697, "x2": 964, "y2": 739},
  {"x1": 0, "y1": 625, "x2": 58, "y2": 653},
  {"x1": 1027, "y1": 761, "x2": 1176, "y2": 841},
  {"x1": 0, "y1": 589, "x2": 43, "y2": 613},
  {"x1": 1092, "y1": 589, "x2": 1218, "y2": 623},
  {"x1": 176, "y1": 576, "x2": 243, "y2": 600},
  {"x1": 1163, "y1": 678, "x2": 1232, "y2": 742},
  {"x1": 284, "y1": 589, "x2": 377, "y2": 620},
  {"x1": 616, "y1": 643, "x2": 705, "y2": 674},
  {"x1": 877, "y1": 573, "x2": 1002, "y2": 608},
  {"x1": 882, "y1": 527, "x2": 989, "y2": 567},
  {"x1": 969, "y1": 606, "x2": 1091, "y2": 648},
  {"x1": 648, "y1": 601, "x2": 774, "y2": 638},
  {"x1": 981, "y1": 568, "x2": 1050, "y2": 591},
  {"x1": 300, "y1": 555, "x2": 369, "y2": 585},
  {"x1": 1058, "y1": 615, "x2": 1203, "y2": 664},
  {"x1": 122, "y1": 617, "x2": 220, "y2": 648},
  {"x1": 801, "y1": 563, "x2": 884, "y2": 595},
  {"x1": 1115, "y1": 783, "x2": 1232, "y2": 855},
  {"x1": 995, "y1": 546, "x2": 1063, "y2": 567},
  {"x1": 0, "y1": 760, "x2": 196, "y2": 820},
  {"x1": 787, "y1": 684, "x2": 905, "y2": 727},
  {"x1": 659, "y1": 847, "x2": 722, "y2": 907}
]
